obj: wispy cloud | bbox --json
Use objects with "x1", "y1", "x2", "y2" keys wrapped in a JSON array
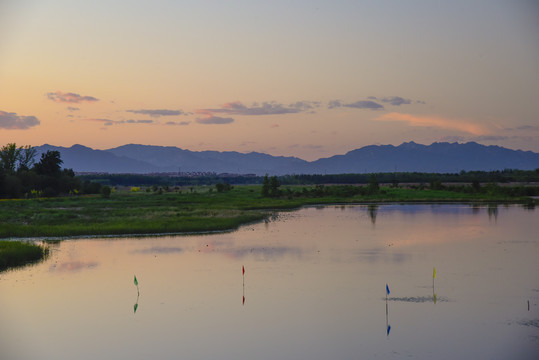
[
  {"x1": 377, "y1": 112, "x2": 489, "y2": 135},
  {"x1": 46, "y1": 91, "x2": 99, "y2": 103},
  {"x1": 199, "y1": 101, "x2": 317, "y2": 116},
  {"x1": 380, "y1": 96, "x2": 412, "y2": 106},
  {"x1": 506, "y1": 125, "x2": 539, "y2": 132},
  {"x1": 328, "y1": 100, "x2": 342, "y2": 109},
  {"x1": 83, "y1": 118, "x2": 116, "y2": 126},
  {"x1": 345, "y1": 100, "x2": 384, "y2": 110},
  {"x1": 67, "y1": 106, "x2": 80, "y2": 111},
  {"x1": 0, "y1": 110, "x2": 40, "y2": 129},
  {"x1": 327, "y1": 99, "x2": 384, "y2": 110},
  {"x1": 126, "y1": 109, "x2": 186, "y2": 117},
  {"x1": 83, "y1": 118, "x2": 156, "y2": 126},
  {"x1": 196, "y1": 115, "x2": 234, "y2": 124},
  {"x1": 165, "y1": 121, "x2": 190, "y2": 126},
  {"x1": 289, "y1": 101, "x2": 320, "y2": 112},
  {"x1": 441, "y1": 134, "x2": 538, "y2": 144},
  {"x1": 126, "y1": 119, "x2": 154, "y2": 124},
  {"x1": 329, "y1": 96, "x2": 421, "y2": 110}
]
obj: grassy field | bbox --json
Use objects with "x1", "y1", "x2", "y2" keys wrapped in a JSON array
[{"x1": 0, "y1": 185, "x2": 534, "y2": 239}]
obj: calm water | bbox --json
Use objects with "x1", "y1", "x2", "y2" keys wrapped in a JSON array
[{"x1": 1, "y1": 204, "x2": 538, "y2": 359}]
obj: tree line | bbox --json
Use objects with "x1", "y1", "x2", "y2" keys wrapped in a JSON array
[
  {"x1": 79, "y1": 169, "x2": 539, "y2": 188},
  {"x1": 0, "y1": 143, "x2": 102, "y2": 198}
]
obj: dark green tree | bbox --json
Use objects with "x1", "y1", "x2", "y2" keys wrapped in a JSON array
[
  {"x1": 368, "y1": 174, "x2": 379, "y2": 194},
  {"x1": 0, "y1": 143, "x2": 22, "y2": 173},
  {"x1": 18, "y1": 145, "x2": 37, "y2": 171},
  {"x1": 216, "y1": 183, "x2": 232, "y2": 192},
  {"x1": 261, "y1": 174, "x2": 270, "y2": 197},
  {"x1": 101, "y1": 185, "x2": 112, "y2": 198},
  {"x1": 269, "y1": 176, "x2": 281, "y2": 197},
  {"x1": 34, "y1": 151, "x2": 62, "y2": 175},
  {"x1": 471, "y1": 179, "x2": 481, "y2": 193}
]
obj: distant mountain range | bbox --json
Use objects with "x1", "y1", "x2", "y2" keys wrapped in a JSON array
[{"x1": 35, "y1": 142, "x2": 539, "y2": 175}]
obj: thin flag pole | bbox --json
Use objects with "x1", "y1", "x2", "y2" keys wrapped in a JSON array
[
  {"x1": 385, "y1": 284, "x2": 391, "y2": 336},
  {"x1": 433, "y1": 267, "x2": 437, "y2": 304},
  {"x1": 242, "y1": 265, "x2": 246, "y2": 306},
  {"x1": 134, "y1": 274, "x2": 139, "y2": 296},
  {"x1": 133, "y1": 275, "x2": 140, "y2": 314},
  {"x1": 386, "y1": 301, "x2": 391, "y2": 336}
]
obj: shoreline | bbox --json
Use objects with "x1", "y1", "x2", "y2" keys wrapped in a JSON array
[
  {"x1": 2, "y1": 199, "x2": 533, "y2": 242},
  {"x1": 0, "y1": 196, "x2": 534, "y2": 272}
]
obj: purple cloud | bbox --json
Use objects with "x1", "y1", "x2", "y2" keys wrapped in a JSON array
[
  {"x1": 381, "y1": 96, "x2": 412, "y2": 106},
  {"x1": 196, "y1": 115, "x2": 234, "y2": 124},
  {"x1": 125, "y1": 119, "x2": 154, "y2": 124},
  {"x1": 0, "y1": 110, "x2": 40, "y2": 129},
  {"x1": 344, "y1": 100, "x2": 384, "y2": 110},
  {"x1": 166, "y1": 121, "x2": 190, "y2": 126},
  {"x1": 199, "y1": 101, "x2": 311, "y2": 116},
  {"x1": 328, "y1": 99, "x2": 384, "y2": 110},
  {"x1": 126, "y1": 109, "x2": 186, "y2": 117},
  {"x1": 328, "y1": 100, "x2": 342, "y2": 109},
  {"x1": 84, "y1": 118, "x2": 155, "y2": 126},
  {"x1": 509, "y1": 125, "x2": 539, "y2": 131},
  {"x1": 47, "y1": 91, "x2": 99, "y2": 103}
]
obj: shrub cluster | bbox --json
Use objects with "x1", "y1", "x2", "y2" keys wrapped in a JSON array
[{"x1": 0, "y1": 143, "x2": 102, "y2": 198}]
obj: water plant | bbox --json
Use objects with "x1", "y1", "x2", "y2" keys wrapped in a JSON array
[{"x1": 0, "y1": 241, "x2": 49, "y2": 271}]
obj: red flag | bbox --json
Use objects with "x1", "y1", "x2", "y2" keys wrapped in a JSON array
[
  {"x1": 243, "y1": 296, "x2": 245, "y2": 305},
  {"x1": 242, "y1": 265, "x2": 245, "y2": 275}
]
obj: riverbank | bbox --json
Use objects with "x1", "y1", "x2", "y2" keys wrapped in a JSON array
[{"x1": 1, "y1": 185, "x2": 534, "y2": 239}]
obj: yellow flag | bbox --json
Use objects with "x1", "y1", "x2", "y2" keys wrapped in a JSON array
[{"x1": 433, "y1": 267, "x2": 437, "y2": 278}]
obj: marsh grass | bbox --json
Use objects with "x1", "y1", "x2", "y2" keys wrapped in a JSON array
[
  {"x1": 0, "y1": 241, "x2": 49, "y2": 272},
  {"x1": 0, "y1": 185, "x2": 533, "y2": 239}
]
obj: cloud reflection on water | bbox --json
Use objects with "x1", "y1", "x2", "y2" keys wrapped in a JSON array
[
  {"x1": 132, "y1": 246, "x2": 183, "y2": 254},
  {"x1": 354, "y1": 247, "x2": 412, "y2": 264},
  {"x1": 49, "y1": 261, "x2": 99, "y2": 272},
  {"x1": 224, "y1": 246, "x2": 303, "y2": 260}
]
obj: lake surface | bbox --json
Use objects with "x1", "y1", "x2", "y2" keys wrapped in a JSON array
[{"x1": 1, "y1": 204, "x2": 538, "y2": 359}]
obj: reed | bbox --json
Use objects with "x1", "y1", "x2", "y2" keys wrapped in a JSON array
[{"x1": 0, "y1": 241, "x2": 49, "y2": 271}]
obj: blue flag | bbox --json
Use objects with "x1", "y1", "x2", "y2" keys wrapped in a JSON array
[{"x1": 386, "y1": 284, "x2": 390, "y2": 296}]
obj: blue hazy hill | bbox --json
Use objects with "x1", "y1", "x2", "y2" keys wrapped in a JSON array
[{"x1": 36, "y1": 142, "x2": 539, "y2": 175}]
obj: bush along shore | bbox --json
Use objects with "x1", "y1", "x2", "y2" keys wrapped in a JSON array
[{"x1": 0, "y1": 241, "x2": 49, "y2": 272}]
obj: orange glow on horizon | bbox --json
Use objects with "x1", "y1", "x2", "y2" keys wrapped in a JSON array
[{"x1": 377, "y1": 112, "x2": 489, "y2": 136}]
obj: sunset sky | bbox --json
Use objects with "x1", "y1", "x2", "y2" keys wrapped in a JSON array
[{"x1": 1, "y1": 0, "x2": 538, "y2": 160}]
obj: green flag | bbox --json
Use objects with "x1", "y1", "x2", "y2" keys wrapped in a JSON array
[{"x1": 134, "y1": 275, "x2": 138, "y2": 287}]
